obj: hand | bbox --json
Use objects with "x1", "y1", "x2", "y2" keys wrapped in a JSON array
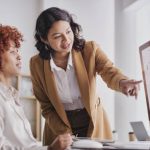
[
  {"x1": 48, "y1": 133, "x2": 73, "y2": 150},
  {"x1": 119, "y1": 79, "x2": 142, "y2": 99}
]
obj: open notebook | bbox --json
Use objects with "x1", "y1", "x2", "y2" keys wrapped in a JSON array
[
  {"x1": 130, "y1": 121, "x2": 150, "y2": 141},
  {"x1": 72, "y1": 138, "x2": 103, "y2": 149}
]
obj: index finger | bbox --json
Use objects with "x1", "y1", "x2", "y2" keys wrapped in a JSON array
[{"x1": 129, "y1": 80, "x2": 142, "y2": 84}]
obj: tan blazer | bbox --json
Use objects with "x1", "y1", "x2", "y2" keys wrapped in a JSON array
[{"x1": 30, "y1": 41, "x2": 127, "y2": 145}]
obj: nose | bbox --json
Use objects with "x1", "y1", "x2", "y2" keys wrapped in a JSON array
[
  {"x1": 62, "y1": 34, "x2": 69, "y2": 43},
  {"x1": 17, "y1": 52, "x2": 21, "y2": 60}
]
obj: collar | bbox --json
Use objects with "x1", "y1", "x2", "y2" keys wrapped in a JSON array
[
  {"x1": 50, "y1": 52, "x2": 73, "y2": 71},
  {"x1": 0, "y1": 82, "x2": 20, "y2": 105}
]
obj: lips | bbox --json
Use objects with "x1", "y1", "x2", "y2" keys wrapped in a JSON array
[
  {"x1": 16, "y1": 62, "x2": 22, "y2": 69},
  {"x1": 62, "y1": 43, "x2": 71, "y2": 49}
]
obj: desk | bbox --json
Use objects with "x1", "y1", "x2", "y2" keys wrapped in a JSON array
[
  {"x1": 71, "y1": 146, "x2": 117, "y2": 150},
  {"x1": 72, "y1": 147, "x2": 137, "y2": 150},
  {"x1": 71, "y1": 141, "x2": 150, "y2": 150},
  {"x1": 103, "y1": 141, "x2": 150, "y2": 150}
]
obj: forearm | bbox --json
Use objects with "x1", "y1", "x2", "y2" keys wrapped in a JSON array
[{"x1": 95, "y1": 43, "x2": 128, "y2": 91}]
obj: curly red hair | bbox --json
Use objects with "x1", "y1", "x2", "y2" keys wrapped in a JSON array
[
  {"x1": 0, "y1": 24, "x2": 23, "y2": 69},
  {"x1": 0, "y1": 24, "x2": 23, "y2": 52}
]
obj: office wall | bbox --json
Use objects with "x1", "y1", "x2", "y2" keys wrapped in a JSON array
[
  {"x1": 0, "y1": 0, "x2": 41, "y2": 74},
  {"x1": 115, "y1": 0, "x2": 150, "y2": 141},
  {"x1": 136, "y1": 1, "x2": 150, "y2": 134}
]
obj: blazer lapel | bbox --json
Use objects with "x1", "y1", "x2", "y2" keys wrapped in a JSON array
[
  {"x1": 43, "y1": 60, "x2": 70, "y2": 127},
  {"x1": 72, "y1": 50, "x2": 91, "y2": 117}
]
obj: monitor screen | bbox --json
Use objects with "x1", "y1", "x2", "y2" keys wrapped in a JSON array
[{"x1": 139, "y1": 41, "x2": 150, "y2": 121}]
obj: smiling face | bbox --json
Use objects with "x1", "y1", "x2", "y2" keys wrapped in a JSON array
[
  {"x1": 1, "y1": 40, "x2": 21, "y2": 78},
  {"x1": 46, "y1": 20, "x2": 74, "y2": 55}
]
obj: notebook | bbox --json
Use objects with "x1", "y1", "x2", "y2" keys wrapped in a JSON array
[{"x1": 130, "y1": 121, "x2": 150, "y2": 141}]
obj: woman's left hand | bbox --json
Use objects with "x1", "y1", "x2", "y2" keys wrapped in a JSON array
[{"x1": 119, "y1": 79, "x2": 142, "y2": 99}]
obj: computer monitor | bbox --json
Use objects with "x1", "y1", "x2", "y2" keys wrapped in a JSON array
[{"x1": 139, "y1": 41, "x2": 150, "y2": 121}]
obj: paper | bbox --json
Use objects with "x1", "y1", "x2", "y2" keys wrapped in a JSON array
[{"x1": 72, "y1": 139, "x2": 103, "y2": 149}]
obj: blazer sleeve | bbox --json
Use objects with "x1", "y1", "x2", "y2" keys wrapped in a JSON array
[
  {"x1": 30, "y1": 57, "x2": 70, "y2": 134},
  {"x1": 93, "y1": 41, "x2": 128, "y2": 92}
]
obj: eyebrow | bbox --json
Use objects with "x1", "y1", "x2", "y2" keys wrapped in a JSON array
[{"x1": 51, "y1": 27, "x2": 71, "y2": 36}]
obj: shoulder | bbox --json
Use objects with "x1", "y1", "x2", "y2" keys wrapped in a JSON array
[
  {"x1": 30, "y1": 54, "x2": 44, "y2": 70},
  {"x1": 0, "y1": 92, "x2": 6, "y2": 117},
  {"x1": 84, "y1": 41, "x2": 101, "y2": 52},
  {"x1": 0, "y1": 93, "x2": 5, "y2": 104},
  {"x1": 82, "y1": 41, "x2": 102, "y2": 57},
  {"x1": 0, "y1": 85, "x2": 8, "y2": 102},
  {"x1": 30, "y1": 54, "x2": 42, "y2": 64}
]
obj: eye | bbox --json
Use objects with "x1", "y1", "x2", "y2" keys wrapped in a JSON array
[
  {"x1": 10, "y1": 51, "x2": 16, "y2": 54},
  {"x1": 66, "y1": 30, "x2": 71, "y2": 34},
  {"x1": 54, "y1": 35, "x2": 61, "y2": 39},
  {"x1": 10, "y1": 49, "x2": 18, "y2": 55}
]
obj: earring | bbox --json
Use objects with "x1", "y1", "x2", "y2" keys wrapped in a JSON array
[{"x1": 45, "y1": 44, "x2": 49, "y2": 51}]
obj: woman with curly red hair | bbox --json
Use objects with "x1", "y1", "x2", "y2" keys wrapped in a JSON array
[
  {"x1": 0, "y1": 24, "x2": 23, "y2": 70},
  {"x1": 0, "y1": 24, "x2": 72, "y2": 150}
]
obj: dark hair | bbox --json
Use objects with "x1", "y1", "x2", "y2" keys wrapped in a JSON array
[
  {"x1": 35, "y1": 7, "x2": 85, "y2": 59},
  {"x1": 0, "y1": 24, "x2": 23, "y2": 69}
]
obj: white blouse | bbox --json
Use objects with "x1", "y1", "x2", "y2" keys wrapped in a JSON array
[
  {"x1": 0, "y1": 83, "x2": 47, "y2": 150},
  {"x1": 50, "y1": 53, "x2": 84, "y2": 110}
]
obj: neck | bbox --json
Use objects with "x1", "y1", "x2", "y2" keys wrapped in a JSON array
[
  {"x1": 52, "y1": 52, "x2": 70, "y2": 61},
  {"x1": 0, "y1": 73, "x2": 12, "y2": 86}
]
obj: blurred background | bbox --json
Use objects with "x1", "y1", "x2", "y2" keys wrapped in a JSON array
[{"x1": 0, "y1": 0, "x2": 150, "y2": 142}]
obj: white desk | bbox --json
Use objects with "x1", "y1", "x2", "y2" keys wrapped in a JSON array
[
  {"x1": 70, "y1": 141, "x2": 150, "y2": 149},
  {"x1": 106, "y1": 141, "x2": 150, "y2": 149}
]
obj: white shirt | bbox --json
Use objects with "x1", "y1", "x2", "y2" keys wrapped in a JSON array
[
  {"x1": 50, "y1": 53, "x2": 84, "y2": 110},
  {"x1": 0, "y1": 83, "x2": 47, "y2": 150}
]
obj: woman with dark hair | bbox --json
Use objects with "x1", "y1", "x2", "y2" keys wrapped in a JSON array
[
  {"x1": 30, "y1": 7, "x2": 142, "y2": 145},
  {"x1": 34, "y1": 7, "x2": 85, "y2": 59},
  {"x1": 0, "y1": 24, "x2": 72, "y2": 150}
]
